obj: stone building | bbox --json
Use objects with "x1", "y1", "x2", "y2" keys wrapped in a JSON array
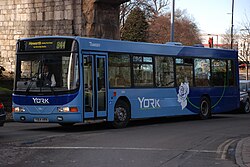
[{"x1": 0, "y1": 0, "x2": 127, "y2": 75}]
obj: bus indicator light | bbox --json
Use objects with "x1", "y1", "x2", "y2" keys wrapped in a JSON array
[
  {"x1": 70, "y1": 107, "x2": 78, "y2": 112},
  {"x1": 113, "y1": 91, "x2": 117, "y2": 97}
]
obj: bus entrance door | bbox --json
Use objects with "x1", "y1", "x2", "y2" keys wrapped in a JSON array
[{"x1": 83, "y1": 54, "x2": 107, "y2": 120}]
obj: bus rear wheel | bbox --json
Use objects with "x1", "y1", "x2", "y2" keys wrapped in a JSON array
[
  {"x1": 199, "y1": 97, "x2": 211, "y2": 119},
  {"x1": 242, "y1": 100, "x2": 250, "y2": 114},
  {"x1": 112, "y1": 100, "x2": 130, "y2": 128}
]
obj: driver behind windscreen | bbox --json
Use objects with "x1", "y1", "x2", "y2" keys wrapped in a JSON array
[{"x1": 40, "y1": 65, "x2": 56, "y2": 87}]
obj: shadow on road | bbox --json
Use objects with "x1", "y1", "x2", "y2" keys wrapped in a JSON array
[{"x1": 24, "y1": 114, "x2": 234, "y2": 133}]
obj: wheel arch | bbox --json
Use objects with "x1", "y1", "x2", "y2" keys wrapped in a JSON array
[
  {"x1": 201, "y1": 94, "x2": 211, "y2": 103},
  {"x1": 199, "y1": 94, "x2": 212, "y2": 119},
  {"x1": 115, "y1": 96, "x2": 131, "y2": 116},
  {"x1": 112, "y1": 96, "x2": 131, "y2": 128}
]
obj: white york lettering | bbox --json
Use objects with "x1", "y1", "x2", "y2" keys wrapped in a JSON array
[
  {"x1": 138, "y1": 97, "x2": 144, "y2": 108},
  {"x1": 150, "y1": 99, "x2": 155, "y2": 108},
  {"x1": 32, "y1": 98, "x2": 50, "y2": 104},
  {"x1": 144, "y1": 99, "x2": 150, "y2": 108},
  {"x1": 155, "y1": 99, "x2": 160, "y2": 108},
  {"x1": 138, "y1": 97, "x2": 161, "y2": 109}
]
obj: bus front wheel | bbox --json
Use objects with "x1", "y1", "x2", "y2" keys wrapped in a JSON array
[
  {"x1": 199, "y1": 97, "x2": 211, "y2": 119},
  {"x1": 112, "y1": 100, "x2": 130, "y2": 128}
]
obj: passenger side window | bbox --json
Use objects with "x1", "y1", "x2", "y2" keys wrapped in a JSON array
[
  {"x1": 228, "y1": 60, "x2": 235, "y2": 86},
  {"x1": 108, "y1": 53, "x2": 131, "y2": 87},
  {"x1": 194, "y1": 59, "x2": 210, "y2": 87},
  {"x1": 155, "y1": 56, "x2": 174, "y2": 87},
  {"x1": 175, "y1": 58, "x2": 193, "y2": 86},
  {"x1": 211, "y1": 59, "x2": 227, "y2": 86},
  {"x1": 133, "y1": 56, "x2": 154, "y2": 87}
]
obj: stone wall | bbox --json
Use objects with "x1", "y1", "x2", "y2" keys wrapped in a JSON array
[
  {"x1": 0, "y1": 0, "x2": 78, "y2": 74},
  {"x1": 0, "y1": 0, "x2": 125, "y2": 75}
]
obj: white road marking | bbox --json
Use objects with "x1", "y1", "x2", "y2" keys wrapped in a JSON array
[{"x1": 18, "y1": 146, "x2": 226, "y2": 153}]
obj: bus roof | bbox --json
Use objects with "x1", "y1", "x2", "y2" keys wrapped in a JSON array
[{"x1": 19, "y1": 36, "x2": 238, "y2": 59}]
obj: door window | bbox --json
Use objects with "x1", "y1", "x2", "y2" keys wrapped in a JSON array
[{"x1": 97, "y1": 58, "x2": 106, "y2": 111}]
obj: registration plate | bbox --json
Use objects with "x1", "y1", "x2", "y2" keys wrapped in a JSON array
[{"x1": 34, "y1": 118, "x2": 49, "y2": 122}]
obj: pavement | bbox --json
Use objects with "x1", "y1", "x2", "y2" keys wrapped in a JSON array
[{"x1": 236, "y1": 137, "x2": 250, "y2": 167}]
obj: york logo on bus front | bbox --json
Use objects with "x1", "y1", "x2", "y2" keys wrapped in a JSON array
[
  {"x1": 32, "y1": 98, "x2": 50, "y2": 104},
  {"x1": 138, "y1": 97, "x2": 160, "y2": 109}
]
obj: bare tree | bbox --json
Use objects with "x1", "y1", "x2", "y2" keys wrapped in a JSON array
[
  {"x1": 238, "y1": 33, "x2": 250, "y2": 64},
  {"x1": 147, "y1": 9, "x2": 202, "y2": 45},
  {"x1": 120, "y1": 0, "x2": 169, "y2": 28},
  {"x1": 238, "y1": 16, "x2": 250, "y2": 79},
  {"x1": 221, "y1": 28, "x2": 239, "y2": 50},
  {"x1": 147, "y1": 14, "x2": 170, "y2": 43},
  {"x1": 150, "y1": 0, "x2": 169, "y2": 15},
  {"x1": 120, "y1": 0, "x2": 140, "y2": 28}
]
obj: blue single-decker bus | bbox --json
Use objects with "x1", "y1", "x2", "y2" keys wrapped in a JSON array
[{"x1": 12, "y1": 36, "x2": 240, "y2": 128}]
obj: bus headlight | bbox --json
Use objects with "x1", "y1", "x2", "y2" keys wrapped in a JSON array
[
  {"x1": 57, "y1": 107, "x2": 78, "y2": 113},
  {"x1": 13, "y1": 107, "x2": 25, "y2": 112},
  {"x1": 58, "y1": 107, "x2": 69, "y2": 112}
]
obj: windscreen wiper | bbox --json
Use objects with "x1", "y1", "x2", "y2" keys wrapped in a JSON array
[{"x1": 25, "y1": 73, "x2": 38, "y2": 93}]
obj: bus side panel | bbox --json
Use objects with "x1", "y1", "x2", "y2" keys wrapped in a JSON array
[
  {"x1": 108, "y1": 86, "x2": 239, "y2": 121},
  {"x1": 109, "y1": 88, "x2": 196, "y2": 120},
  {"x1": 187, "y1": 87, "x2": 240, "y2": 114}
]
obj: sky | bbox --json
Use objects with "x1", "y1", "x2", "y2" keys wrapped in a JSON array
[{"x1": 175, "y1": 0, "x2": 250, "y2": 35}]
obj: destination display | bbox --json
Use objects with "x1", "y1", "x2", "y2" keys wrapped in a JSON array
[
  {"x1": 25, "y1": 39, "x2": 66, "y2": 51},
  {"x1": 18, "y1": 38, "x2": 76, "y2": 52}
]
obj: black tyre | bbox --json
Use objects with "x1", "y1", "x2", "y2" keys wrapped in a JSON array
[
  {"x1": 112, "y1": 100, "x2": 130, "y2": 128},
  {"x1": 242, "y1": 100, "x2": 250, "y2": 114},
  {"x1": 199, "y1": 97, "x2": 211, "y2": 119}
]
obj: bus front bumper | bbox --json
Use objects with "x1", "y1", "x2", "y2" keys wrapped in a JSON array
[{"x1": 13, "y1": 113, "x2": 82, "y2": 123}]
